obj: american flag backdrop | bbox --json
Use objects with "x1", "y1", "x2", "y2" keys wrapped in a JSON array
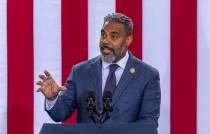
[{"x1": 0, "y1": 0, "x2": 210, "y2": 134}]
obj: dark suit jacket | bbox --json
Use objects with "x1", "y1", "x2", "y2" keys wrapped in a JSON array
[{"x1": 46, "y1": 52, "x2": 161, "y2": 127}]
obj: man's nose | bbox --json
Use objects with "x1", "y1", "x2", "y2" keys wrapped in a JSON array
[{"x1": 101, "y1": 36, "x2": 109, "y2": 44}]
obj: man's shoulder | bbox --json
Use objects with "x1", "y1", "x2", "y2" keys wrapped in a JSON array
[
  {"x1": 130, "y1": 54, "x2": 159, "y2": 77},
  {"x1": 73, "y1": 56, "x2": 101, "y2": 70}
]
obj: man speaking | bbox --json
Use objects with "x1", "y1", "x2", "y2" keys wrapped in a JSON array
[{"x1": 37, "y1": 13, "x2": 161, "y2": 128}]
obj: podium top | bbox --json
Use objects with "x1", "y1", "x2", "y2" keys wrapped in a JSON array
[{"x1": 40, "y1": 123, "x2": 157, "y2": 134}]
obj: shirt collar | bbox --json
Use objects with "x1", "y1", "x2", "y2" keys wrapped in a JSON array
[{"x1": 102, "y1": 51, "x2": 129, "y2": 69}]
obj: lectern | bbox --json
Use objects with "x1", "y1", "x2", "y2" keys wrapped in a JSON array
[{"x1": 39, "y1": 122, "x2": 158, "y2": 134}]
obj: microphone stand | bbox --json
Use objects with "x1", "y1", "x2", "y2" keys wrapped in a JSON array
[
  {"x1": 101, "y1": 91, "x2": 113, "y2": 123},
  {"x1": 86, "y1": 92, "x2": 97, "y2": 123},
  {"x1": 86, "y1": 91, "x2": 113, "y2": 124}
]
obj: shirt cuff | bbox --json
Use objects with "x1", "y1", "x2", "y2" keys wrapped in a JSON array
[{"x1": 45, "y1": 96, "x2": 58, "y2": 110}]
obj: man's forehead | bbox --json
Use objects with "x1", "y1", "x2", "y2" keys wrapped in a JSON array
[
  {"x1": 102, "y1": 21, "x2": 125, "y2": 32},
  {"x1": 101, "y1": 29, "x2": 120, "y2": 34}
]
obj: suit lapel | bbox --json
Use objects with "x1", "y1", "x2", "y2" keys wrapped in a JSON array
[
  {"x1": 90, "y1": 57, "x2": 103, "y2": 112},
  {"x1": 112, "y1": 53, "x2": 137, "y2": 105}
]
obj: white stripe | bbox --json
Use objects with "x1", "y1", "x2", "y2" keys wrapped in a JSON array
[
  {"x1": 88, "y1": 0, "x2": 116, "y2": 59},
  {"x1": 0, "y1": 0, "x2": 7, "y2": 133},
  {"x1": 197, "y1": 0, "x2": 210, "y2": 134},
  {"x1": 142, "y1": 0, "x2": 170, "y2": 134},
  {"x1": 33, "y1": 0, "x2": 61, "y2": 133}
]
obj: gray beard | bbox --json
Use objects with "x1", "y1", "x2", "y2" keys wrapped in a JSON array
[{"x1": 101, "y1": 55, "x2": 116, "y2": 63}]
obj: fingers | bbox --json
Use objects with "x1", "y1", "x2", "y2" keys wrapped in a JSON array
[
  {"x1": 36, "y1": 87, "x2": 46, "y2": 99},
  {"x1": 36, "y1": 87, "x2": 42, "y2": 92},
  {"x1": 44, "y1": 70, "x2": 51, "y2": 78},
  {"x1": 36, "y1": 81, "x2": 43, "y2": 92},
  {"x1": 36, "y1": 70, "x2": 66, "y2": 97},
  {"x1": 36, "y1": 81, "x2": 43, "y2": 86},
  {"x1": 38, "y1": 70, "x2": 51, "y2": 82},
  {"x1": 39, "y1": 74, "x2": 47, "y2": 81}
]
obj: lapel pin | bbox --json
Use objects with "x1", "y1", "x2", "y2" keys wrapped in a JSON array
[{"x1": 129, "y1": 67, "x2": 136, "y2": 74}]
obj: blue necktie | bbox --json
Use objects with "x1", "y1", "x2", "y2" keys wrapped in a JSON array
[{"x1": 104, "y1": 64, "x2": 119, "y2": 94}]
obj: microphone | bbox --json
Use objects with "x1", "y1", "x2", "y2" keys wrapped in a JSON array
[
  {"x1": 86, "y1": 91, "x2": 97, "y2": 123},
  {"x1": 86, "y1": 90, "x2": 113, "y2": 124},
  {"x1": 102, "y1": 91, "x2": 113, "y2": 123}
]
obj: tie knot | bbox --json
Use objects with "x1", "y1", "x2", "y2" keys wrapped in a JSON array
[{"x1": 109, "y1": 64, "x2": 119, "y2": 73}]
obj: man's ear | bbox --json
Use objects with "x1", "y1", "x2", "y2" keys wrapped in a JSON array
[{"x1": 126, "y1": 35, "x2": 133, "y2": 47}]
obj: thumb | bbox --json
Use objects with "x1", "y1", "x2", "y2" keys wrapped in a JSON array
[{"x1": 58, "y1": 86, "x2": 67, "y2": 91}]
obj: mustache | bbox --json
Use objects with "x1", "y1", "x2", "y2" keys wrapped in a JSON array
[{"x1": 101, "y1": 44, "x2": 114, "y2": 52}]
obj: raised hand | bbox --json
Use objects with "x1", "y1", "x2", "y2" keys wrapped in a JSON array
[{"x1": 36, "y1": 70, "x2": 66, "y2": 100}]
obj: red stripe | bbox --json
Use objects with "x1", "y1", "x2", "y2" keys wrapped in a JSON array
[
  {"x1": 171, "y1": 0, "x2": 197, "y2": 134},
  {"x1": 116, "y1": 0, "x2": 142, "y2": 59},
  {"x1": 7, "y1": 0, "x2": 34, "y2": 134},
  {"x1": 61, "y1": 0, "x2": 88, "y2": 123}
]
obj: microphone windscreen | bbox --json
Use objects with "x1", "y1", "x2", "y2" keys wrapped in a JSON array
[
  {"x1": 103, "y1": 91, "x2": 112, "y2": 99},
  {"x1": 87, "y1": 91, "x2": 95, "y2": 100}
]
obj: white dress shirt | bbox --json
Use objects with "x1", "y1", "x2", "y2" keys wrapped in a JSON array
[
  {"x1": 101, "y1": 51, "x2": 129, "y2": 93},
  {"x1": 46, "y1": 51, "x2": 129, "y2": 110}
]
